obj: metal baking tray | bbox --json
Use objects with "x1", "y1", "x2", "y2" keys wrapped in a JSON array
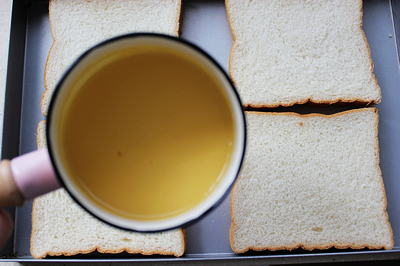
[{"x1": 1, "y1": 0, "x2": 400, "y2": 264}]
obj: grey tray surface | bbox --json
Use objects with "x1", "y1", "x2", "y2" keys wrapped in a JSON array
[{"x1": 2, "y1": 0, "x2": 400, "y2": 264}]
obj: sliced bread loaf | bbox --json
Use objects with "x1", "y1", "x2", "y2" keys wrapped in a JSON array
[
  {"x1": 230, "y1": 109, "x2": 393, "y2": 253},
  {"x1": 225, "y1": 0, "x2": 381, "y2": 107},
  {"x1": 41, "y1": 0, "x2": 182, "y2": 116},
  {"x1": 31, "y1": 121, "x2": 186, "y2": 258}
]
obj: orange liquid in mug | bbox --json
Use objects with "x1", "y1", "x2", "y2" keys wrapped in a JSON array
[{"x1": 57, "y1": 46, "x2": 235, "y2": 221}]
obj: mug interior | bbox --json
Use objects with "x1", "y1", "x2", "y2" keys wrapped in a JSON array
[{"x1": 47, "y1": 34, "x2": 246, "y2": 232}]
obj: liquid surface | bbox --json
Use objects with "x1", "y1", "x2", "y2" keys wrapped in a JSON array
[{"x1": 58, "y1": 46, "x2": 235, "y2": 221}]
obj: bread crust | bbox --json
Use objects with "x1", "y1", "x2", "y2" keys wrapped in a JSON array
[
  {"x1": 358, "y1": 0, "x2": 381, "y2": 104},
  {"x1": 243, "y1": 98, "x2": 377, "y2": 109},
  {"x1": 230, "y1": 108, "x2": 393, "y2": 253},
  {"x1": 30, "y1": 196, "x2": 39, "y2": 257},
  {"x1": 41, "y1": 0, "x2": 56, "y2": 116},
  {"x1": 175, "y1": 0, "x2": 183, "y2": 36},
  {"x1": 225, "y1": 0, "x2": 238, "y2": 98}
]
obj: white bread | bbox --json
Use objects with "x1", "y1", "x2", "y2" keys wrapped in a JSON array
[
  {"x1": 41, "y1": 0, "x2": 182, "y2": 116},
  {"x1": 31, "y1": 121, "x2": 186, "y2": 259},
  {"x1": 32, "y1": 0, "x2": 185, "y2": 258},
  {"x1": 225, "y1": 0, "x2": 381, "y2": 108},
  {"x1": 230, "y1": 108, "x2": 393, "y2": 253}
]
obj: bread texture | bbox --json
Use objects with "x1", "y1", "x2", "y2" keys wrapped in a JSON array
[
  {"x1": 31, "y1": 121, "x2": 186, "y2": 259},
  {"x1": 225, "y1": 0, "x2": 381, "y2": 108},
  {"x1": 32, "y1": 0, "x2": 185, "y2": 258},
  {"x1": 230, "y1": 108, "x2": 393, "y2": 253},
  {"x1": 41, "y1": 0, "x2": 182, "y2": 116}
]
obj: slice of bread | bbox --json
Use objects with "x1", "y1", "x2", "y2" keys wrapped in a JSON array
[
  {"x1": 230, "y1": 108, "x2": 393, "y2": 253},
  {"x1": 32, "y1": 0, "x2": 185, "y2": 258},
  {"x1": 31, "y1": 121, "x2": 186, "y2": 259},
  {"x1": 225, "y1": 0, "x2": 381, "y2": 108},
  {"x1": 41, "y1": 0, "x2": 182, "y2": 116}
]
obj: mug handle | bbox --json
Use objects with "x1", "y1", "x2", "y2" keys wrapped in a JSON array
[{"x1": 0, "y1": 148, "x2": 61, "y2": 207}]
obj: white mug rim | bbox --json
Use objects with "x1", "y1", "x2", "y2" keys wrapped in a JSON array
[{"x1": 46, "y1": 33, "x2": 247, "y2": 232}]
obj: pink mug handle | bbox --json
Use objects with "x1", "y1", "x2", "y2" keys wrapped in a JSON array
[{"x1": 10, "y1": 148, "x2": 60, "y2": 201}]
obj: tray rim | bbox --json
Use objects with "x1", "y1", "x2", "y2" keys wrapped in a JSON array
[
  {"x1": 2, "y1": 248, "x2": 400, "y2": 264},
  {"x1": 1, "y1": 0, "x2": 400, "y2": 263}
]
